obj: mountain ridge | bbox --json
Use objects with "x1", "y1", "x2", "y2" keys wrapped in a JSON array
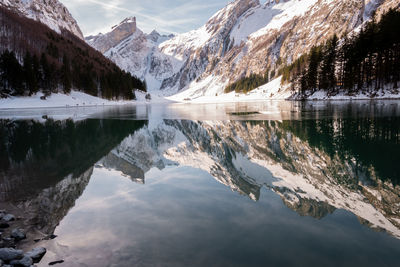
[
  {"x1": 86, "y1": 17, "x2": 177, "y2": 90},
  {"x1": 0, "y1": 0, "x2": 84, "y2": 39},
  {"x1": 88, "y1": 0, "x2": 400, "y2": 100},
  {"x1": 0, "y1": 5, "x2": 146, "y2": 100}
]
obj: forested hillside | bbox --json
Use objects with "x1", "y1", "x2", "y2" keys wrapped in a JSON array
[
  {"x1": 224, "y1": 8, "x2": 400, "y2": 98},
  {"x1": 0, "y1": 7, "x2": 146, "y2": 99},
  {"x1": 280, "y1": 9, "x2": 400, "y2": 98}
]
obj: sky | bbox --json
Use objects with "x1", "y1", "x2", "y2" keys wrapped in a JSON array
[{"x1": 59, "y1": 0, "x2": 233, "y2": 37}]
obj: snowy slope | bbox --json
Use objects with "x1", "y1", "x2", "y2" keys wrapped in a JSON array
[
  {"x1": 0, "y1": 0, "x2": 84, "y2": 39},
  {"x1": 160, "y1": 0, "x2": 258, "y2": 60},
  {"x1": 161, "y1": 0, "x2": 399, "y2": 101},
  {"x1": 157, "y1": 0, "x2": 322, "y2": 99},
  {"x1": 88, "y1": 0, "x2": 400, "y2": 101},
  {"x1": 87, "y1": 17, "x2": 177, "y2": 93},
  {"x1": 230, "y1": 0, "x2": 318, "y2": 46}
]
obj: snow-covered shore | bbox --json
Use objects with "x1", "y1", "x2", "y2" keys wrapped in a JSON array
[
  {"x1": 166, "y1": 77, "x2": 291, "y2": 104},
  {"x1": 0, "y1": 91, "x2": 136, "y2": 109},
  {"x1": 0, "y1": 90, "x2": 173, "y2": 109},
  {"x1": 288, "y1": 87, "x2": 400, "y2": 101},
  {"x1": 167, "y1": 76, "x2": 400, "y2": 104},
  {"x1": 1, "y1": 78, "x2": 400, "y2": 110}
]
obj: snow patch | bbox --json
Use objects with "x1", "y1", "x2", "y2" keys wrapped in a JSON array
[
  {"x1": 167, "y1": 76, "x2": 291, "y2": 103},
  {"x1": 0, "y1": 90, "x2": 140, "y2": 109},
  {"x1": 249, "y1": 0, "x2": 318, "y2": 40}
]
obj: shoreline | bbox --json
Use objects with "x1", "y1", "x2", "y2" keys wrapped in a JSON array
[
  {"x1": 0, "y1": 90, "x2": 173, "y2": 110},
  {"x1": 170, "y1": 96, "x2": 400, "y2": 105},
  {"x1": 0, "y1": 204, "x2": 50, "y2": 266},
  {"x1": 1, "y1": 97, "x2": 400, "y2": 111},
  {"x1": 1, "y1": 88, "x2": 399, "y2": 110}
]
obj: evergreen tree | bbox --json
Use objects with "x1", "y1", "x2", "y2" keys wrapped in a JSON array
[
  {"x1": 32, "y1": 54, "x2": 41, "y2": 95},
  {"x1": 319, "y1": 35, "x2": 338, "y2": 93},
  {"x1": 40, "y1": 53, "x2": 51, "y2": 95},
  {"x1": 306, "y1": 46, "x2": 322, "y2": 93},
  {"x1": 0, "y1": 51, "x2": 23, "y2": 96},
  {"x1": 23, "y1": 52, "x2": 38, "y2": 95},
  {"x1": 61, "y1": 54, "x2": 72, "y2": 94}
]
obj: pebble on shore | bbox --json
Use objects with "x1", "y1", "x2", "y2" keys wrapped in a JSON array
[
  {"x1": 1, "y1": 215, "x2": 15, "y2": 222},
  {"x1": 0, "y1": 211, "x2": 47, "y2": 266}
]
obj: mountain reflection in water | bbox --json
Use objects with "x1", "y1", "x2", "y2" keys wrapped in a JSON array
[
  {"x1": 99, "y1": 118, "x2": 400, "y2": 237},
  {"x1": 0, "y1": 101, "x2": 399, "y2": 266}
]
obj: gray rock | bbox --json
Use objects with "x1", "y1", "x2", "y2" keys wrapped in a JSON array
[
  {"x1": 0, "y1": 248, "x2": 23, "y2": 261},
  {"x1": 1, "y1": 238, "x2": 15, "y2": 248},
  {"x1": 10, "y1": 256, "x2": 33, "y2": 267},
  {"x1": 25, "y1": 247, "x2": 46, "y2": 263},
  {"x1": 1, "y1": 215, "x2": 14, "y2": 222},
  {"x1": 11, "y1": 229, "x2": 26, "y2": 241}
]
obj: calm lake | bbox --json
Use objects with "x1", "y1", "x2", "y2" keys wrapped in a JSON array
[{"x1": 1, "y1": 100, "x2": 400, "y2": 266}]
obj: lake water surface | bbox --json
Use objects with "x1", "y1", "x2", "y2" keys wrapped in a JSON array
[{"x1": 1, "y1": 101, "x2": 400, "y2": 266}]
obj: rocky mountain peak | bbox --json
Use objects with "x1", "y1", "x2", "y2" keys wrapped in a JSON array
[
  {"x1": 146, "y1": 30, "x2": 174, "y2": 43},
  {"x1": 149, "y1": 29, "x2": 160, "y2": 36},
  {"x1": 147, "y1": 29, "x2": 161, "y2": 41},
  {"x1": 206, "y1": 0, "x2": 259, "y2": 35},
  {"x1": 112, "y1": 16, "x2": 137, "y2": 31},
  {"x1": 87, "y1": 0, "x2": 399, "y2": 99},
  {"x1": 86, "y1": 16, "x2": 139, "y2": 54},
  {"x1": 0, "y1": 0, "x2": 84, "y2": 39}
]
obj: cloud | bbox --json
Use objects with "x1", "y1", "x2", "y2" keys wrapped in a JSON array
[{"x1": 59, "y1": 0, "x2": 231, "y2": 36}]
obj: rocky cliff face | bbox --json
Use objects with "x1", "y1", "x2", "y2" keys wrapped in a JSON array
[
  {"x1": 86, "y1": 17, "x2": 138, "y2": 54},
  {"x1": 0, "y1": 0, "x2": 84, "y2": 39},
  {"x1": 88, "y1": 0, "x2": 400, "y2": 98},
  {"x1": 102, "y1": 118, "x2": 400, "y2": 239},
  {"x1": 86, "y1": 17, "x2": 177, "y2": 90},
  {"x1": 163, "y1": 0, "x2": 400, "y2": 99},
  {"x1": 159, "y1": 0, "x2": 260, "y2": 93}
]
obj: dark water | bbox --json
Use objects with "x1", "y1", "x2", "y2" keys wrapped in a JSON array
[{"x1": 0, "y1": 101, "x2": 400, "y2": 266}]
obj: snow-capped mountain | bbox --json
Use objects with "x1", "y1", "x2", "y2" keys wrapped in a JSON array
[
  {"x1": 0, "y1": 0, "x2": 84, "y2": 39},
  {"x1": 89, "y1": 0, "x2": 400, "y2": 99},
  {"x1": 101, "y1": 119, "x2": 400, "y2": 239},
  {"x1": 86, "y1": 17, "x2": 177, "y2": 90},
  {"x1": 163, "y1": 0, "x2": 400, "y2": 99},
  {"x1": 86, "y1": 17, "x2": 139, "y2": 54}
]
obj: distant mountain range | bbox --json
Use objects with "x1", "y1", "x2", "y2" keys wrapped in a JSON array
[
  {"x1": 1, "y1": 0, "x2": 400, "y2": 101},
  {"x1": 86, "y1": 0, "x2": 400, "y2": 100}
]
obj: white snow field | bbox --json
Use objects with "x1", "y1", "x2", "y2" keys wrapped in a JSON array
[{"x1": 0, "y1": 90, "x2": 164, "y2": 109}]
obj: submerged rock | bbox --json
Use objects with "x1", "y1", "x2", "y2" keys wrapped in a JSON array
[
  {"x1": 10, "y1": 255, "x2": 33, "y2": 267},
  {"x1": 49, "y1": 260, "x2": 64, "y2": 265},
  {"x1": 25, "y1": 247, "x2": 46, "y2": 263},
  {"x1": 0, "y1": 247, "x2": 23, "y2": 261},
  {"x1": 45, "y1": 234, "x2": 57, "y2": 240}
]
